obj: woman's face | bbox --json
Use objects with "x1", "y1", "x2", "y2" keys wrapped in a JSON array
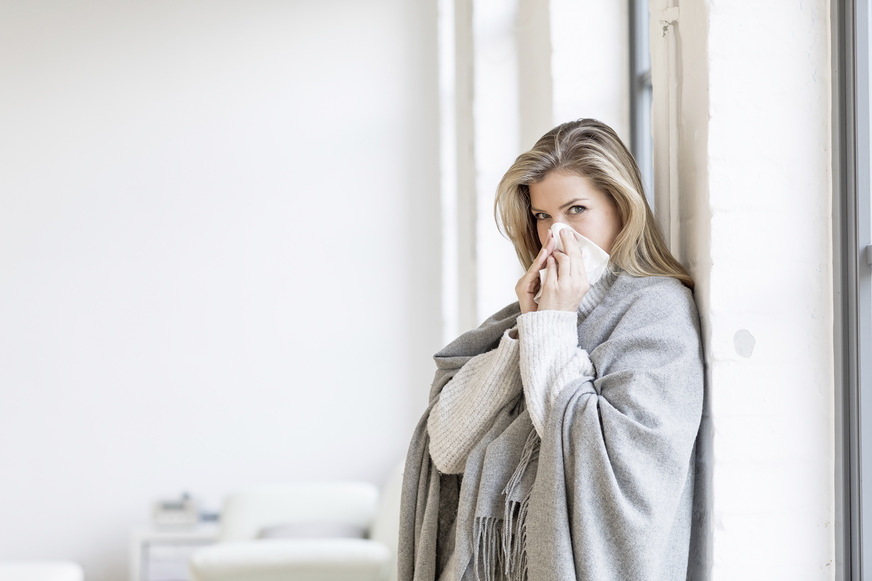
[{"x1": 528, "y1": 171, "x2": 622, "y2": 254}]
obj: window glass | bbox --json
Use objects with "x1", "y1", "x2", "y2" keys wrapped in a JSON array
[{"x1": 630, "y1": 0, "x2": 653, "y2": 204}]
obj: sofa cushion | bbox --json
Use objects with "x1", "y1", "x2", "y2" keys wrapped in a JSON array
[
  {"x1": 258, "y1": 522, "x2": 367, "y2": 540},
  {"x1": 189, "y1": 538, "x2": 391, "y2": 581}
]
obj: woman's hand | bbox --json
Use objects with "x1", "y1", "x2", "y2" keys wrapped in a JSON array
[
  {"x1": 515, "y1": 231, "x2": 555, "y2": 314},
  {"x1": 537, "y1": 228, "x2": 590, "y2": 312}
]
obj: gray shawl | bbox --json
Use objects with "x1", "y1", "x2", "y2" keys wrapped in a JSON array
[{"x1": 398, "y1": 273, "x2": 704, "y2": 581}]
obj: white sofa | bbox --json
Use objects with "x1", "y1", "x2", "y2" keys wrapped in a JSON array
[{"x1": 189, "y1": 464, "x2": 403, "y2": 581}]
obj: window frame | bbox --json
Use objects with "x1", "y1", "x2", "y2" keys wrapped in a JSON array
[
  {"x1": 835, "y1": 0, "x2": 872, "y2": 578},
  {"x1": 629, "y1": 0, "x2": 653, "y2": 206}
]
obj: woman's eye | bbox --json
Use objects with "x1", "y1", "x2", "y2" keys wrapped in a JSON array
[
  {"x1": 533, "y1": 212, "x2": 549, "y2": 220},
  {"x1": 568, "y1": 205, "x2": 587, "y2": 215}
]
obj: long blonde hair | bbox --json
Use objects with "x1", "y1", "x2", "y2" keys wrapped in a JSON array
[{"x1": 494, "y1": 118, "x2": 693, "y2": 289}]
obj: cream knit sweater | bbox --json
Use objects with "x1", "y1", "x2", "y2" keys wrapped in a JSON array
[{"x1": 427, "y1": 271, "x2": 613, "y2": 475}]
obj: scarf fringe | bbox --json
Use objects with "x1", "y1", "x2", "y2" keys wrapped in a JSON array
[
  {"x1": 472, "y1": 430, "x2": 539, "y2": 581},
  {"x1": 499, "y1": 495, "x2": 531, "y2": 581},
  {"x1": 473, "y1": 516, "x2": 503, "y2": 581},
  {"x1": 502, "y1": 429, "x2": 538, "y2": 581},
  {"x1": 502, "y1": 429, "x2": 540, "y2": 501}
]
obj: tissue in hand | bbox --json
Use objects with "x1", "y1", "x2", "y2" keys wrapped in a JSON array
[{"x1": 534, "y1": 223, "x2": 610, "y2": 303}]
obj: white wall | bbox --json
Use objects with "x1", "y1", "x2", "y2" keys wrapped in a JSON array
[
  {"x1": 650, "y1": 0, "x2": 835, "y2": 578},
  {"x1": 0, "y1": 2, "x2": 440, "y2": 580}
]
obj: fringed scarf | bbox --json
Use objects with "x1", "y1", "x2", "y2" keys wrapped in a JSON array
[
  {"x1": 470, "y1": 412, "x2": 540, "y2": 581},
  {"x1": 397, "y1": 302, "x2": 540, "y2": 581}
]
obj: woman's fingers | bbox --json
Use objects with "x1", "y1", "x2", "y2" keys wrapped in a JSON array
[
  {"x1": 526, "y1": 243, "x2": 551, "y2": 282},
  {"x1": 547, "y1": 229, "x2": 575, "y2": 280},
  {"x1": 516, "y1": 243, "x2": 552, "y2": 313},
  {"x1": 537, "y1": 228, "x2": 591, "y2": 312},
  {"x1": 532, "y1": 242, "x2": 550, "y2": 270},
  {"x1": 553, "y1": 247, "x2": 571, "y2": 276},
  {"x1": 527, "y1": 237, "x2": 555, "y2": 281},
  {"x1": 544, "y1": 255, "x2": 558, "y2": 286},
  {"x1": 561, "y1": 228, "x2": 580, "y2": 260},
  {"x1": 560, "y1": 228, "x2": 589, "y2": 285},
  {"x1": 542, "y1": 231, "x2": 556, "y2": 257}
]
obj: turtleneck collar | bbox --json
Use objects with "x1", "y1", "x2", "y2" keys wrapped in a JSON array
[{"x1": 578, "y1": 266, "x2": 620, "y2": 319}]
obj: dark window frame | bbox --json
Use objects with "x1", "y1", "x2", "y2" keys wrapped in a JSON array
[
  {"x1": 834, "y1": 0, "x2": 872, "y2": 578},
  {"x1": 629, "y1": 0, "x2": 653, "y2": 205}
]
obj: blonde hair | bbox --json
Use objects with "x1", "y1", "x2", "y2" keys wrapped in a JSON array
[{"x1": 495, "y1": 118, "x2": 694, "y2": 289}]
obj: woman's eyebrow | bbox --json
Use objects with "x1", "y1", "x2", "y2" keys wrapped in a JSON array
[
  {"x1": 530, "y1": 198, "x2": 589, "y2": 213},
  {"x1": 560, "y1": 198, "x2": 589, "y2": 209}
]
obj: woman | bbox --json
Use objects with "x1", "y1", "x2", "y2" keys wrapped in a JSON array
[{"x1": 398, "y1": 119, "x2": 703, "y2": 581}]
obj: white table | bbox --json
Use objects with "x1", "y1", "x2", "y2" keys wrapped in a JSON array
[{"x1": 130, "y1": 525, "x2": 219, "y2": 581}]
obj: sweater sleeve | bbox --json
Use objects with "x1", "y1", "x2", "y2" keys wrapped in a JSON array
[
  {"x1": 516, "y1": 310, "x2": 595, "y2": 438},
  {"x1": 427, "y1": 329, "x2": 522, "y2": 474}
]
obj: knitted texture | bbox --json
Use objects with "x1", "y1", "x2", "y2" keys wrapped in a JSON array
[
  {"x1": 516, "y1": 309, "x2": 594, "y2": 437},
  {"x1": 427, "y1": 330, "x2": 522, "y2": 474}
]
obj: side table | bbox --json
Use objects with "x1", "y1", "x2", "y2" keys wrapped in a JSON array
[{"x1": 130, "y1": 525, "x2": 219, "y2": 581}]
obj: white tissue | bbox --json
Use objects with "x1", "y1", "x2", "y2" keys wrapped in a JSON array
[{"x1": 533, "y1": 223, "x2": 610, "y2": 303}]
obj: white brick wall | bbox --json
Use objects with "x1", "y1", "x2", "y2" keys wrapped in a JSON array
[{"x1": 651, "y1": 0, "x2": 836, "y2": 578}]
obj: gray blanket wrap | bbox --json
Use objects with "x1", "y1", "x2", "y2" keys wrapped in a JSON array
[{"x1": 398, "y1": 273, "x2": 704, "y2": 581}]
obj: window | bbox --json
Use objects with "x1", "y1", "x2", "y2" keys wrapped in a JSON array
[
  {"x1": 835, "y1": 0, "x2": 872, "y2": 578},
  {"x1": 629, "y1": 0, "x2": 653, "y2": 204}
]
